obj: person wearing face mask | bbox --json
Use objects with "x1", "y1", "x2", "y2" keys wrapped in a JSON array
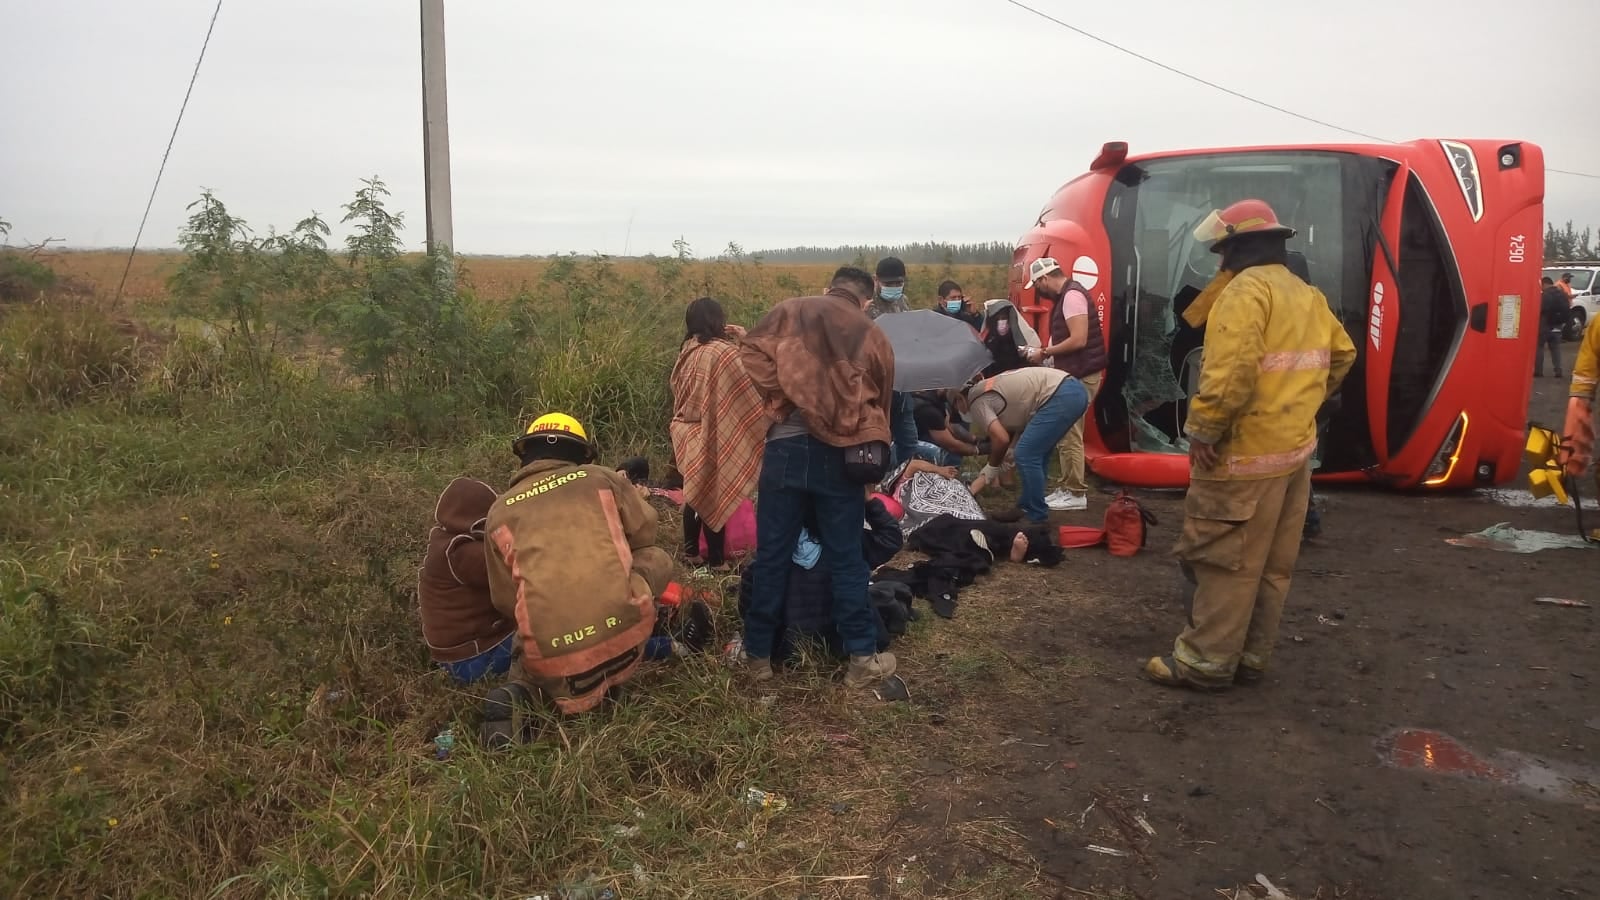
[
  {"x1": 867, "y1": 256, "x2": 911, "y2": 319},
  {"x1": 936, "y1": 280, "x2": 982, "y2": 329},
  {"x1": 1021, "y1": 257, "x2": 1107, "y2": 512},
  {"x1": 869, "y1": 256, "x2": 921, "y2": 468},
  {"x1": 1144, "y1": 199, "x2": 1356, "y2": 692}
]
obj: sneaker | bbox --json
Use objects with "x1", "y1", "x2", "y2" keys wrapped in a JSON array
[
  {"x1": 678, "y1": 599, "x2": 714, "y2": 654},
  {"x1": 1047, "y1": 491, "x2": 1088, "y2": 511},
  {"x1": 844, "y1": 652, "x2": 898, "y2": 688}
]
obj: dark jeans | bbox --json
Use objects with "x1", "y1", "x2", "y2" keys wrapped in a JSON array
[
  {"x1": 891, "y1": 391, "x2": 920, "y2": 468},
  {"x1": 1536, "y1": 328, "x2": 1563, "y2": 377},
  {"x1": 745, "y1": 435, "x2": 876, "y2": 659},
  {"x1": 682, "y1": 505, "x2": 725, "y2": 566}
]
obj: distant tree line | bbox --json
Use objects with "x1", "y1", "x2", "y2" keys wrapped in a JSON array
[
  {"x1": 1545, "y1": 221, "x2": 1597, "y2": 262},
  {"x1": 751, "y1": 241, "x2": 1014, "y2": 266}
]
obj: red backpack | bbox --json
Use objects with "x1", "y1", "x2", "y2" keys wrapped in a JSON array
[
  {"x1": 1104, "y1": 491, "x2": 1157, "y2": 557},
  {"x1": 1055, "y1": 492, "x2": 1157, "y2": 557}
]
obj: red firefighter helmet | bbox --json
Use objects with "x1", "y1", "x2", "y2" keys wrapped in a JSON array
[{"x1": 1193, "y1": 199, "x2": 1297, "y2": 252}]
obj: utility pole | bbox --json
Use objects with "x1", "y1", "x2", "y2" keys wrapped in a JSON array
[{"x1": 420, "y1": 0, "x2": 454, "y2": 280}]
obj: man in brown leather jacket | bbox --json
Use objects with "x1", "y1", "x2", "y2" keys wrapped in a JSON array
[
  {"x1": 738, "y1": 266, "x2": 899, "y2": 689},
  {"x1": 480, "y1": 413, "x2": 674, "y2": 747}
]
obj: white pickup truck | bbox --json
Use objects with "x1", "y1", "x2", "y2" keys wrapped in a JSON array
[{"x1": 1543, "y1": 263, "x2": 1600, "y2": 340}]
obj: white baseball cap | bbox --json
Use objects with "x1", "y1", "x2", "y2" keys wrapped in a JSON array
[{"x1": 1023, "y1": 257, "x2": 1063, "y2": 289}]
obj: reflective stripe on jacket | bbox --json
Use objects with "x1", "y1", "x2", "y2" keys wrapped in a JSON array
[{"x1": 1185, "y1": 264, "x2": 1357, "y2": 481}]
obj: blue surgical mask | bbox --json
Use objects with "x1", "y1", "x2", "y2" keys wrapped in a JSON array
[
  {"x1": 879, "y1": 286, "x2": 905, "y2": 302},
  {"x1": 944, "y1": 300, "x2": 964, "y2": 314}
]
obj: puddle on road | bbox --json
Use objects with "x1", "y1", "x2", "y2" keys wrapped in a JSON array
[{"x1": 1377, "y1": 728, "x2": 1600, "y2": 805}]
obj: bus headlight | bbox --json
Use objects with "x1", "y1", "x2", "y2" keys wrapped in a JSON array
[{"x1": 1423, "y1": 413, "x2": 1469, "y2": 486}]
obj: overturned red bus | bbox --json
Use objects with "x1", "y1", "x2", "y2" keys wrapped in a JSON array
[{"x1": 1011, "y1": 138, "x2": 1545, "y2": 490}]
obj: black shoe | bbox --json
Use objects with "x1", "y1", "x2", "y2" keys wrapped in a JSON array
[
  {"x1": 678, "y1": 599, "x2": 714, "y2": 654},
  {"x1": 481, "y1": 683, "x2": 535, "y2": 750},
  {"x1": 1234, "y1": 666, "x2": 1265, "y2": 686}
]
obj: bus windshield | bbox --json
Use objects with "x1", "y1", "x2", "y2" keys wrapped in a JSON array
[{"x1": 1102, "y1": 151, "x2": 1390, "y2": 467}]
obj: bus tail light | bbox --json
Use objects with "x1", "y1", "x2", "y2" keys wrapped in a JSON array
[{"x1": 1423, "y1": 413, "x2": 1469, "y2": 486}]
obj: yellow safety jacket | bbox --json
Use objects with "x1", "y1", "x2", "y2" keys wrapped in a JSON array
[
  {"x1": 1563, "y1": 315, "x2": 1599, "y2": 476},
  {"x1": 1184, "y1": 264, "x2": 1357, "y2": 481}
]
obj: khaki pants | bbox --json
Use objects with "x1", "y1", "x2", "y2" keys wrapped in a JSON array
[
  {"x1": 506, "y1": 546, "x2": 675, "y2": 713},
  {"x1": 1055, "y1": 371, "x2": 1102, "y2": 494},
  {"x1": 1170, "y1": 463, "x2": 1311, "y2": 686}
]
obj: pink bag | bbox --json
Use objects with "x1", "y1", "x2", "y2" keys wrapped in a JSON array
[{"x1": 701, "y1": 498, "x2": 757, "y2": 558}]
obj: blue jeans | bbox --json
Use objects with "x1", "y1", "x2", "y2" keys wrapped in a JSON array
[
  {"x1": 439, "y1": 632, "x2": 514, "y2": 684},
  {"x1": 891, "y1": 392, "x2": 920, "y2": 468},
  {"x1": 746, "y1": 435, "x2": 876, "y2": 659},
  {"x1": 1013, "y1": 379, "x2": 1090, "y2": 522},
  {"x1": 914, "y1": 440, "x2": 959, "y2": 467}
]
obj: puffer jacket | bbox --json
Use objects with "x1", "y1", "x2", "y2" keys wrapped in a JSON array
[
  {"x1": 739, "y1": 288, "x2": 896, "y2": 447},
  {"x1": 418, "y1": 478, "x2": 513, "y2": 663},
  {"x1": 1184, "y1": 264, "x2": 1357, "y2": 481}
]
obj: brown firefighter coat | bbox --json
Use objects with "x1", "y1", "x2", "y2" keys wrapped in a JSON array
[
  {"x1": 419, "y1": 477, "x2": 514, "y2": 663},
  {"x1": 485, "y1": 459, "x2": 664, "y2": 713}
]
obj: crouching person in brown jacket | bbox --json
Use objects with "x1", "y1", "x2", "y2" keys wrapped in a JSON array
[
  {"x1": 419, "y1": 478, "x2": 516, "y2": 683},
  {"x1": 480, "y1": 413, "x2": 674, "y2": 748}
]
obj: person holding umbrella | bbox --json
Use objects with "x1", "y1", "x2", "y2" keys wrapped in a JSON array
[{"x1": 954, "y1": 368, "x2": 1090, "y2": 523}]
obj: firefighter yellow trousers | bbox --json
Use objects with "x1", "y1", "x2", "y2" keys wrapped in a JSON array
[{"x1": 1171, "y1": 463, "x2": 1311, "y2": 685}]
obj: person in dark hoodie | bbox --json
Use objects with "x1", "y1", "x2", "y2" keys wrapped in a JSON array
[
  {"x1": 419, "y1": 478, "x2": 516, "y2": 684},
  {"x1": 1538, "y1": 275, "x2": 1568, "y2": 379}
]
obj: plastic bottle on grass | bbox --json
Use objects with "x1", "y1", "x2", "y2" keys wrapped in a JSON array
[{"x1": 743, "y1": 786, "x2": 788, "y2": 813}]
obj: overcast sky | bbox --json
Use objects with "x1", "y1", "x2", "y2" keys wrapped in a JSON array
[{"x1": 3, "y1": 0, "x2": 1597, "y2": 256}]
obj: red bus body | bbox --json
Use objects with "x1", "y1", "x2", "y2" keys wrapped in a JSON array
[{"x1": 1011, "y1": 139, "x2": 1545, "y2": 490}]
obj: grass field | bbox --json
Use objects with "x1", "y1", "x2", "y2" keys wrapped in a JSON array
[
  {"x1": 43, "y1": 249, "x2": 1015, "y2": 314},
  {"x1": 0, "y1": 247, "x2": 1063, "y2": 898}
]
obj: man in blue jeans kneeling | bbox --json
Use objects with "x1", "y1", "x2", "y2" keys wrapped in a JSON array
[
  {"x1": 739, "y1": 266, "x2": 899, "y2": 689},
  {"x1": 956, "y1": 368, "x2": 1090, "y2": 523}
]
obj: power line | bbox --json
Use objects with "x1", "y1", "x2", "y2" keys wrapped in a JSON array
[
  {"x1": 1000, "y1": 0, "x2": 1600, "y2": 181},
  {"x1": 114, "y1": 0, "x2": 224, "y2": 304}
]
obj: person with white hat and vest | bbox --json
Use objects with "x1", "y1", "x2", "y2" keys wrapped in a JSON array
[{"x1": 1020, "y1": 256, "x2": 1107, "y2": 512}]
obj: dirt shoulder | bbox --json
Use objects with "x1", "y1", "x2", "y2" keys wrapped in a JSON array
[{"x1": 864, "y1": 379, "x2": 1597, "y2": 899}]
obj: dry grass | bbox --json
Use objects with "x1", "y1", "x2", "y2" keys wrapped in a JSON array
[
  {"x1": 0, "y1": 249, "x2": 1117, "y2": 898},
  {"x1": 43, "y1": 250, "x2": 1013, "y2": 313}
]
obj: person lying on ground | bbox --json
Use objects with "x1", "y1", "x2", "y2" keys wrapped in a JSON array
[
  {"x1": 419, "y1": 477, "x2": 515, "y2": 684},
  {"x1": 479, "y1": 412, "x2": 676, "y2": 747},
  {"x1": 955, "y1": 367, "x2": 1090, "y2": 524},
  {"x1": 878, "y1": 458, "x2": 986, "y2": 537},
  {"x1": 736, "y1": 494, "x2": 905, "y2": 665},
  {"x1": 669, "y1": 296, "x2": 765, "y2": 568}
]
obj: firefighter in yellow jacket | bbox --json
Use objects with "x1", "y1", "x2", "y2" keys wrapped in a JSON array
[
  {"x1": 1562, "y1": 314, "x2": 1599, "y2": 490},
  {"x1": 1145, "y1": 200, "x2": 1357, "y2": 690},
  {"x1": 480, "y1": 413, "x2": 674, "y2": 746}
]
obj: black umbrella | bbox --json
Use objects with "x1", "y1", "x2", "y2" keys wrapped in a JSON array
[{"x1": 876, "y1": 310, "x2": 991, "y2": 393}]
